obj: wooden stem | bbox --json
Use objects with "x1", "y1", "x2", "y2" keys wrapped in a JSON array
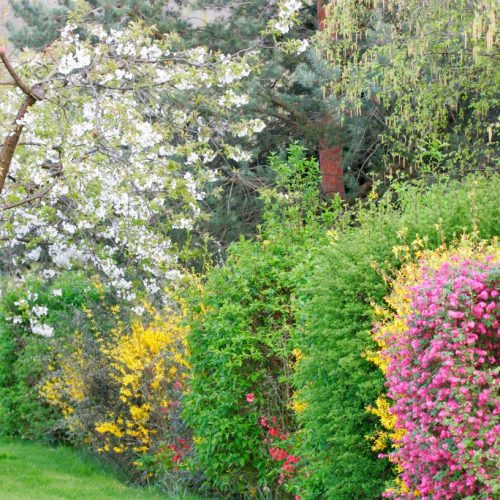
[{"x1": 0, "y1": 48, "x2": 44, "y2": 195}]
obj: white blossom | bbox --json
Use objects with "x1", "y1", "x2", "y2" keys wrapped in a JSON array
[
  {"x1": 297, "y1": 39, "x2": 309, "y2": 54},
  {"x1": 0, "y1": 22, "x2": 260, "y2": 303},
  {"x1": 32, "y1": 305, "x2": 48, "y2": 317},
  {"x1": 26, "y1": 247, "x2": 41, "y2": 261},
  {"x1": 31, "y1": 322, "x2": 54, "y2": 337},
  {"x1": 58, "y1": 47, "x2": 91, "y2": 75}
]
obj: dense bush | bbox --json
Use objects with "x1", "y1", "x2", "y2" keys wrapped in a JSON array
[
  {"x1": 184, "y1": 146, "x2": 337, "y2": 497},
  {"x1": 370, "y1": 243, "x2": 499, "y2": 498},
  {"x1": 293, "y1": 175, "x2": 500, "y2": 498},
  {"x1": 41, "y1": 307, "x2": 191, "y2": 484},
  {"x1": 0, "y1": 272, "x2": 106, "y2": 440}
]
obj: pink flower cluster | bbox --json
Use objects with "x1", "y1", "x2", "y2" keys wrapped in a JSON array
[{"x1": 382, "y1": 257, "x2": 499, "y2": 499}]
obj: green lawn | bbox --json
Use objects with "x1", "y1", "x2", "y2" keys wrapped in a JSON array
[{"x1": 0, "y1": 439, "x2": 199, "y2": 499}]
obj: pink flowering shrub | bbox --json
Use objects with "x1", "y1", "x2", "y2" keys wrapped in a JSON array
[{"x1": 381, "y1": 256, "x2": 499, "y2": 499}]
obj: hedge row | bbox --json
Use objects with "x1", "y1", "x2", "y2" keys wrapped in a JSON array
[{"x1": 186, "y1": 174, "x2": 500, "y2": 498}]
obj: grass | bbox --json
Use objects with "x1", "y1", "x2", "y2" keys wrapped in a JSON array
[{"x1": 0, "y1": 438, "x2": 203, "y2": 499}]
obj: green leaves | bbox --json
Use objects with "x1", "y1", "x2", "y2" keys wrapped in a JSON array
[
  {"x1": 183, "y1": 148, "x2": 331, "y2": 496},
  {"x1": 292, "y1": 174, "x2": 500, "y2": 498}
]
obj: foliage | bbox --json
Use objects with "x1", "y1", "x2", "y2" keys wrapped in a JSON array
[
  {"x1": 41, "y1": 307, "x2": 191, "y2": 483},
  {"x1": 0, "y1": 271, "x2": 107, "y2": 440},
  {"x1": 6, "y1": 1, "x2": 335, "y2": 249},
  {"x1": 183, "y1": 145, "x2": 337, "y2": 497},
  {"x1": 317, "y1": 0, "x2": 499, "y2": 179},
  {"x1": 370, "y1": 242, "x2": 499, "y2": 498},
  {"x1": 292, "y1": 175, "x2": 500, "y2": 498},
  {"x1": 7, "y1": 0, "x2": 187, "y2": 50}
]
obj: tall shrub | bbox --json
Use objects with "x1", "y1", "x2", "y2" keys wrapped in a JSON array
[
  {"x1": 41, "y1": 307, "x2": 190, "y2": 484},
  {"x1": 293, "y1": 175, "x2": 500, "y2": 498},
  {"x1": 369, "y1": 242, "x2": 499, "y2": 498},
  {"x1": 183, "y1": 146, "x2": 338, "y2": 497}
]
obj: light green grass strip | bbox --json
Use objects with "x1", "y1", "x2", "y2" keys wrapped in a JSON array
[{"x1": 0, "y1": 439, "x2": 198, "y2": 499}]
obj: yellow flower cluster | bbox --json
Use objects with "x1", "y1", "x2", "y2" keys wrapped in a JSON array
[
  {"x1": 41, "y1": 307, "x2": 189, "y2": 462},
  {"x1": 41, "y1": 334, "x2": 86, "y2": 423},
  {"x1": 95, "y1": 311, "x2": 188, "y2": 456},
  {"x1": 290, "y1": 349, "x2": 308, "y2": 414}
]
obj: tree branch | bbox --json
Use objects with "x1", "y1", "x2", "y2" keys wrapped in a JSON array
[
  {"x1": 0, "y1": 47, "x2": 45, "y2": 195},
  {"x1": 2, "y1": 185, "x2": 53, "y2": 211},
  {"x1": 0, "y1": 48, "x2": 40, "y2": 97}
]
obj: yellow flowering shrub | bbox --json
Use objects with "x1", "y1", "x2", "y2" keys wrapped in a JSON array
[
  {"x1": 95, "y1": 312, "x2": 189, "y2": 457},
  {"x1": 41, "y1": 307, "x2": 190, "y2": 470},
  {"x1": 42, "y1": 337, "x2": 86, "y2": 419}
]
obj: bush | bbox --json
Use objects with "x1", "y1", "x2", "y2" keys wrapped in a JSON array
[
  {"x1": 41, "y1": 307, "x2": 191, "y2": 484},
  {"x1": 0, "y1": 271, "x2": 105, "y2": 440},
  {"x1": 371, "y1": 242, "x2": 499, "y2": 498},
  {"x1": 183, "y1": 146, "x2": 337, "y2": 497},
  {"x1": 293, "y1": 175, "x2": 500, "y2": 498}
]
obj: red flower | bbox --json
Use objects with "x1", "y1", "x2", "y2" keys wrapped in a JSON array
[
  {"x1": 246, "y1": 393, "x2": 255, "y2": 403},
  {"x1": 268, "y1": 427, "x2": 279, "y2": 437}
]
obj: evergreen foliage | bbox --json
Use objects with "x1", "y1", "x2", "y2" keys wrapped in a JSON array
[{"x1": 8, "y1": 0, "x2": 187, "y2": 50}]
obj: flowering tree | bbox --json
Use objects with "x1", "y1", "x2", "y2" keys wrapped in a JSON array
[
  {"x1": 0, "y1": 17, "x2": 265, "y2": 305},
  {"x1": 7, "y1": 1, "x2": 343, "y2": 244}
]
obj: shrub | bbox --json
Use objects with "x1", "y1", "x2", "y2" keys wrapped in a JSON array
[
  {"x1": 293, "y1": 175, "x2": 500, "y2": 498},
  {"x1": 371, "y1": 241, "x2": 499, "y2": 498},
  {"x1": 0, "y1": 271, "x2": 105, "y2": 440},
  {"x1": 183, "y1": 146, "x2": 337, "y2": 497},
  {"x1": 41, "y1": 307, "x2": 190, "y2": 484}
]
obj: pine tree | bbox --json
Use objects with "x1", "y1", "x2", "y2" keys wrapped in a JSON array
[{"x1": 8, "y1": 0, "x2": 188, "y2": 49}]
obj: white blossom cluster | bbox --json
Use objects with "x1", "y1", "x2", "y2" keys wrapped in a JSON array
[
  {"x1": 272, "y1": 0, "x2": 304, "y2": 35},
  {"x1": 4, "y1": 290, "x2": 58, "y2": 337},
  {"x1": 0, "y1": 23, "x2": 266, "y2": 303}
]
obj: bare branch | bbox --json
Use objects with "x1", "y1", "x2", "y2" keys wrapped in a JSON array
[{"x1": 0, "y1": 47, "x2": 42, "y2": 98}]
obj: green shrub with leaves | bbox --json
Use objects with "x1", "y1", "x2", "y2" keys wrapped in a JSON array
[
  {"x1": 293, "y1": 174, "x2": 500, "y2": 498},
  {"x1": 183, "y1": 145, "x2": 339, "y2": 497},
  {"x1": 0, "y1": 271, "x2": 112, "y2": 440}
]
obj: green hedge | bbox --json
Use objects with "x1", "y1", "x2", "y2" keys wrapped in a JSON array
[
  {"x1": 183, "y1": 146, "x2": 334, "y2": 497},
  {"x1": 293, "y1": 175, "x2": 500, "y2": 498}
]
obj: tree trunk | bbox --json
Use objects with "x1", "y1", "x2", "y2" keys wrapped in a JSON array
[{"x1": 317, "y1": 0, "x2": 345, "y2": 198}]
